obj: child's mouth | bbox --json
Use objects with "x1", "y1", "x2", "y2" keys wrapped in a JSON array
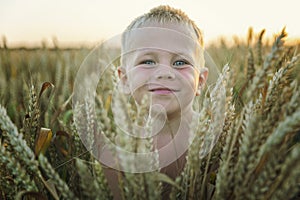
[{"x1": 149, "y1": 88, "x2": 178, "y2": 95}]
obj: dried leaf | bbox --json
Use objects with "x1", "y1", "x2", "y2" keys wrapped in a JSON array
[
  {"x1": 39, "y1": 175, "x2": 60, "y2": 200},
  {"x1": 38, "y1": 82, "x2": 54, "y2": 99},
  {"x1": 54, "y1": 130, "x2": 70, "y2": 156},
  {"x1": 34, "y1": 128, "x2": 53, "y2": 156}
]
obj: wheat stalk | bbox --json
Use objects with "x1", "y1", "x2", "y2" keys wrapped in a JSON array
[
  {"x1": 38, "y1": 154, "x2": 77, "y2": 200},
  {"x1": 0, "y1": 142, "x2": 37, "y2": 191}
]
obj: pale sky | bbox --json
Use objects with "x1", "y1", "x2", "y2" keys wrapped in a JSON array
[{"x1": 1, "y1": 0, "x2": 300, "y2": 47}]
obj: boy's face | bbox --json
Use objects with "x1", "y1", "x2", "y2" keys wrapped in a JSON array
[{"x1": 119, "y1": 21, "x2": 207, "y2": 118}]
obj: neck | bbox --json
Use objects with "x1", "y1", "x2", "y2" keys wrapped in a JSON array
[{"x1": 150, "y1": 108, "x2": 195, "y2": 150}]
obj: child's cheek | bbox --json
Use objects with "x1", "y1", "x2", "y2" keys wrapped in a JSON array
[
  {"x1": 179, "y1": 68, "x2": 198, "y2": 80},
  {"x1": 128, "y1": 68, "x2": 149, "y2": 91},
  {"x1": 180, "y1": 70, "x2": 199, "y2": 90}
]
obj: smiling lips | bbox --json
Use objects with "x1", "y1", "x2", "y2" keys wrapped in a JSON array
[{"x1": 149, "y1": 87, "x2": 179, "y2": 95}]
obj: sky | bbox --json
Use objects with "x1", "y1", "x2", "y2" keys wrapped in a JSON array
[{"x1": 1, "y1": 0, "x2": 300, "y2": 47}]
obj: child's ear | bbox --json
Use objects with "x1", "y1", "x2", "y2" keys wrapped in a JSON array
[
  {"x1": 118, "y1": 66, "x2": 130, "y2": 94},
  {"x1": 196, "y1": 67, "x2": 208, "y2": 96}
]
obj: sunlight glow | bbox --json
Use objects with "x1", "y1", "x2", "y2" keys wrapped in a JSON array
[{"x1": 0, "y1": 0, "x2": 299, "y2": 47}]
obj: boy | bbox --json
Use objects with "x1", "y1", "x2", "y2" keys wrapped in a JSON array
[{"x1": 103, "y1": 5, "x2": 208, "y2": 199}]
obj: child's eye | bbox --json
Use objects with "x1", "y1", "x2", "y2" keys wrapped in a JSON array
[
  {"x1": 173, "y1": 60, "x2": 189, "y2": 68},
  {"x1": 140, "y1": 60, "x2": 156, "y2": 65}
]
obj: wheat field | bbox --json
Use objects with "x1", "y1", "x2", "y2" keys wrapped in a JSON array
[{"x1": 0, "y1": 28, "x2": 300, "y2": 200}]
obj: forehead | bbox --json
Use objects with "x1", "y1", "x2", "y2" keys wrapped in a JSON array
[{"x1": 123, "y1": 21, "x2": 201, "y2": 57}]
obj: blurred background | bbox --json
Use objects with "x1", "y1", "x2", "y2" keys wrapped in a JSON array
[{"x1": 1, "y1": 0, "x2": 300, "y2": 48}]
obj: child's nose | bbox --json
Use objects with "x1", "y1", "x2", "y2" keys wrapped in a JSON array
[{"x1": 154, "y1": 66, "x2": 175, "y2": 80}]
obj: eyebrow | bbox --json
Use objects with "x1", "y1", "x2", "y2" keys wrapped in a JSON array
[
  {"x1": 133, "y1": 50, "x2": 156, "y2": 61},
  {"x1": 172, "y1": 51, "x2": 194, "y2": 59},
  {"x1": 134, "y1": 48, "x2": 194, "y2": 60}
]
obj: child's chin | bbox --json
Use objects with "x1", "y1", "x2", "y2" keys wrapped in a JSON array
[
  {"x1": 150, "y1": 103, "x2": 180, "y2": 116},
  {"x1": 150, "y1": 104, "x2": 167, "y2": 114}
]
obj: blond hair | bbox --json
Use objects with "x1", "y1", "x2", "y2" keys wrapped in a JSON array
[
  {"x1": 120, "y1": 5, "x2": 205, "y2": 68},
  {"x1": 121, "y1": 5, "x2": 204, "y2": 49}
]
